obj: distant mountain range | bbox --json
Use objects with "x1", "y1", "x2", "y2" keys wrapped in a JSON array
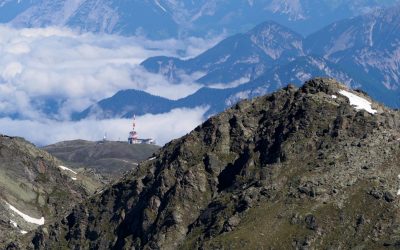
[
  {"x1": 305, "y1": 5, "x2": 400, "y2": 97},
  {"x1": 141, "y1": 21, "x2": 305, "y2": 85},
  {"x1": 76, "y1": 6, "x2": 400, "y2": 120},
  {"x1": 74, "y1": 87, "x2": 257, "y2": 119},
  {"x1": 2, "y1": 0, "x2": 400, "y2": 38}
]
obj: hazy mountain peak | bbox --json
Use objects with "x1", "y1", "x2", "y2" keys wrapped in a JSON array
[
  {"x1": 248, "y1": 20, "x2": 304, "y2": 60},
  {"x1": 11, "y1": 0, "x2": 86, "y2": 28},
  {"x1": 4, "y1": 0, "x2": 400, "y2": 37},
  {"x1": 267, "y1": 0, "x2": 306, "y2": 21}
]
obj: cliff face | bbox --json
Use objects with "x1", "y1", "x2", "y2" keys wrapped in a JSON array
[{"x1": 21, "y1": 78, "x2": 400, "y2": 249}]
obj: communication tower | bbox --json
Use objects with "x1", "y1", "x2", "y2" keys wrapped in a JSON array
[{"x1": 128, "y1": 115, "x2": 139, "y2": 144}]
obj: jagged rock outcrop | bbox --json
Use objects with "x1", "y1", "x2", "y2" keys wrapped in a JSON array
[{"x1": 17, "y1": 78, "x2": 400, "y2": 249}]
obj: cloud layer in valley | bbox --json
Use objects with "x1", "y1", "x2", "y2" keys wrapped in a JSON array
[
  {"x1": 0, "y1": 25, "x2": 223, "y2": 119},
  {"x1": 0, "y1": 107, "x2": 208, "y2": 146},
  {"x1": 0, "y1": 25, "x2": 222, "y2": 145}
]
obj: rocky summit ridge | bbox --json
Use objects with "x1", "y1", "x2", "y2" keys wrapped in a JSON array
[{"x1": 12, "y1": 78, "x2": 400, "y2": 249}]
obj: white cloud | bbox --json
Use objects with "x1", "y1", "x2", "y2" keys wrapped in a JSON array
[
  {"x1": 208, "y1": 76, "x2": 251, "y2": 89},
  {"x1": 0, "y1": 25, "x2": 224, "y2": 120},
  {"x1": 2, "y1": 62, "x2": 23, "y2": 80},
  {"x1": 0, "y1": 107, "x2": 208, "y2": 146},
  {"x1": 0, "y1": 25, "x2": 224, "y2": 145}
]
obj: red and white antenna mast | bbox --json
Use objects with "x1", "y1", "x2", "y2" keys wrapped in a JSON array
[{"x1": 128, "y1": 114, "x2": 138, "y2": 144}]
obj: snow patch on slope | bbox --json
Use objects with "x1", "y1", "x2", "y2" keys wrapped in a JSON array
[
  {"x1": 397, "y1": 174, "x2": 400, "y2": 196},
  {"x1": 5, "y1": 202, "x2": 45, "y2": 225},
  {"x1": 338, "y1": 90, "x2": 377, "y2": 114},
  {"x1": 10, "y1": 219, "x2": 17, "y2": 228},
  {"x1": 9, "y1": 219, "x2": 28, "y2": 234},
  {"x1": 59, "y1": 165, "x2": 78, "y2": 175}
]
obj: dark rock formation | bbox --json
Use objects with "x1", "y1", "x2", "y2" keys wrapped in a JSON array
[{"x1": 15, "y1": 78, "x2": 400, "y2": 249}]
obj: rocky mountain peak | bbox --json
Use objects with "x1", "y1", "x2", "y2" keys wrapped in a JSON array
[
  {"x1": 247, "y1": 20, "x2": 304, "y2": 60},
  {"x1": 300, "y1": 78, "x2": 383, "y2": 113},
  {"x1": 248, "y1": 20, "x2": 299, "y2": 35},
  {"x1": 12, "y1": 78, "x2": 400, "y2": 249},
  {"x1": 141, "y1": 20, "x2": 306, "y2": 86},
  {"x1": 301, "y1": 77, "x2": 343, "y2": 93}
]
